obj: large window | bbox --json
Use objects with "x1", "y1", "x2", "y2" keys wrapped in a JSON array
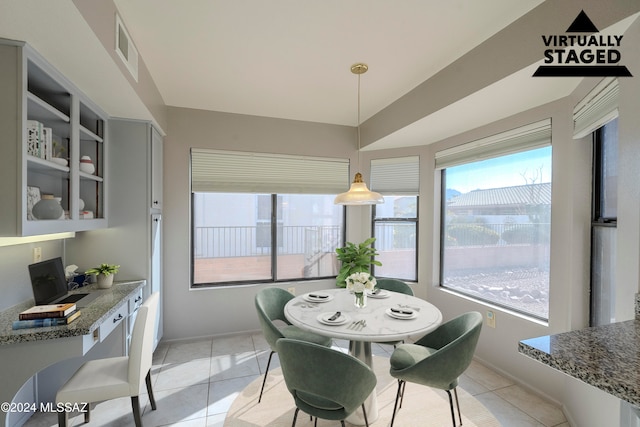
[
  {"x1": 192, "y1": 193, "x2": 343, "y2": 285},
  {"x1": 190, "y1": 149, "x2": 348, "y2": 286},
  {"x1": 438, "y1": 120, "x2": 552, "y2": 320},
  {"x1": 370, "y1": 157, "x2": 419, "y2": 281}
]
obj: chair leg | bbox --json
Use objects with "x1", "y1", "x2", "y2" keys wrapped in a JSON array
[
  {"x1": 258, "y1": 350, "x2": 275, "y2": 403},
  {"x1": 390, "y1": 379, "x2": 404, "y2": 427},
  {"x1": 131, "y1": 395, "x2": 143, "y2": 427},
  {"x1": 446, "y1": 390, "x2": 456, "y2": 427},
  {"x1": 291, "y1": 407, "x2": 299, "y2": 427},
  {"x1": 57, "y1": 411, "x2": 68, "y2": 427},
  {"x1": 340, "y1": 421, "x2": 346, "y2": 427},
  {"x1": 146, "y1": 370, "x2": 157, "y2": 410},
  {"x1": 314, "y1": 416, "x2": 318, "y2": 427},
  {"x1": 454, "y1": 387, "x2": 462, "y2": 426},
  {"x1": 83, "y1": 403, "x2": 91, "y2": 423},
  {"x1": 361, "y1": 403, "x2": 370, "y2": 427}
]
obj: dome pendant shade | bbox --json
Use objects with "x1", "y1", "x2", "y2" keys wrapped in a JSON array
[
  {"x1": 334, "y1": 172, "x2": 384, "y2": 205},
  {"x1": 335, "y1": 63, "x2": 384, "y2": 206}
]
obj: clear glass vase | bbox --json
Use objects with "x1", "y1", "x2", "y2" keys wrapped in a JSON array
[{"x1": 354, "y1": 291, "x2": 367, "y2": 308}]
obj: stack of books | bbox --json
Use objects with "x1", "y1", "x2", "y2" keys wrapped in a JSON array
[
  {"x1": 12, "y1": 303, "x2": 81, "y2": 330},
  {"x1": 26, "y1": 120, "x2": 53, "y2": 160}
]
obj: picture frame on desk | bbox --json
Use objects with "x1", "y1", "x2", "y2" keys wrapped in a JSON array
[{"x1": 27, "y1": 186, "x2": 41, "y2": 221}]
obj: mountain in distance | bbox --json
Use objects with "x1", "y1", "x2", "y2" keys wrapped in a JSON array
[{"x1": 445, "y1": 188, "x2": 461, "y2": 200}]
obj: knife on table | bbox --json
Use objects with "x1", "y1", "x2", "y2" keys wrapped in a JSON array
[
  {"x1": 390, "y1": 308, "x2": 413, "y2": 315},
  {"x1": 328, "y1": 311, "x2": 341, "y2": 321}
]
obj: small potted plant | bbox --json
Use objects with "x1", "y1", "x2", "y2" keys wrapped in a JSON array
[
  {"x1": 50, "y1": 140, "x2": 68, "y2": 166},
  {"x1": 335, "y1": 237, "x2": 382, "y2": 288},
  {"x1": 86, "y1": 263, "x2": 120, "y2": 289}
]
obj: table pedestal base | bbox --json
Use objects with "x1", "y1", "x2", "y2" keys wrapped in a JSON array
[{"x1": 346, "y1": 340, "x2": 378, "y2": 425}]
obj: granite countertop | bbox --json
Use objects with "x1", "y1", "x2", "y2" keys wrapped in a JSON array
[
  {"x1": 0, "y1": 280, "x2": 145, "y2": 346},
  {"x1": 519, "y1": 319, "x2": 640, "y2": 407}
]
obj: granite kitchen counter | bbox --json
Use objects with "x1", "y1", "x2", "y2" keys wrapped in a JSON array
[
  {"x1": 0, "y1": 280, "x2": 145, "y2": 345},
  {"x1": 519, "y1": 319, "x2": 640, "y2": 407}
]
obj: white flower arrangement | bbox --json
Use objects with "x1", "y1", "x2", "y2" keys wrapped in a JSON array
[{"x1": 345, "y1": 272, "x2": 377, "y2": 294}]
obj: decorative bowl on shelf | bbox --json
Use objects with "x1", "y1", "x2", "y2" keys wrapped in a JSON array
[
  {"x1": 79, "y1": 155, "x2": 95, "y2": 174},
  {"x1": 32, "y1": 194, "x2": 63, "y2": 220},
  {"x1": 50, "y1": 157, "x2": 68, "y2": 167}
]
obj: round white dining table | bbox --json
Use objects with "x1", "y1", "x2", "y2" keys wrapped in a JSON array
[{"x1": 284, "y1": 287, "x2": 442, "y2": 425}]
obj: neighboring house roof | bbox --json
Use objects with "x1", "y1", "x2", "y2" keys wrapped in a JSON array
[{"x1": 448, "y1": 183, "x2": 551, "y2": 207}]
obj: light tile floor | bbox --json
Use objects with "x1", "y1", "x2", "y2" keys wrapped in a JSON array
[{"x1": 23, "y1": 332, "x2": 568, "y2": 427}]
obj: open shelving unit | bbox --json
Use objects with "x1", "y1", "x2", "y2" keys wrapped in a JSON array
[{"x1": 0, "y1": 39, "x2": 109, "y2": 236}]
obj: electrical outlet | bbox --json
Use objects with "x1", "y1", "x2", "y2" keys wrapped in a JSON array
[
  {"x1": 486, "y1": 310, "x2": 496, "y2": 328},
  {"x1": 32, "y1": 247, "x2": 42, "y2": 263},
  {"x1": 287, "y1": 287, "x2": 296, "y2": 295}
]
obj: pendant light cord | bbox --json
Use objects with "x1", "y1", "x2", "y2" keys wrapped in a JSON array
[{"x1": 356, "y1": 70, "x2": 361, "y2": 172}]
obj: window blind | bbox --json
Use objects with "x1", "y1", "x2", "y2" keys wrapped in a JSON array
[
  {"x1": 435, "y1": 119, "x2": 551, "y2": 170},
  {"x1": 370, "y1": 156, "x2": 419, "y2": 195},
  {"x1": 573, "y1": 77, "x2": 619, "y2": 139},
  {"x1": 190, "y1": 148, "x2": 349, "y2": 194}
]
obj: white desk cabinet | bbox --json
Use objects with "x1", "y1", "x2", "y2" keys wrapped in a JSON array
[{"x1": 0, "y1": 281, "x2": 145, "y2": 427}]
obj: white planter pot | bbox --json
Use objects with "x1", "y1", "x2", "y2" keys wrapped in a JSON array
[{"x1": 96, "y1": 274, "x2": 114, "y2": 289}]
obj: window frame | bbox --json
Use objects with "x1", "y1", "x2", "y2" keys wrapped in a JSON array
[
  {"x1": 438, "y1": 144, "x2": 552, "y2": 321},
  {"x1": 371, "y1": 195, "x2": 419, "y2": 281},
  {"x1": 190, "y1": 192, "x2": 346, "y2": 288},
  {"x1": 590, "y1": 118, "x2": 618, "y2": 326}
]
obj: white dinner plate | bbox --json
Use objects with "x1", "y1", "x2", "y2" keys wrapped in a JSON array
[
  {"x1": 317, "y1": 312, "x2": 350, "y2": 326},
  {"x1": 303, "y1": 292, "x2": 334, "y2": 303},
  {"x1": 385, "y1": 307, "x2": 418, "y2": 320},
  {"x1": 368, "y1": 289, "x2": 390, "y2": 299}
]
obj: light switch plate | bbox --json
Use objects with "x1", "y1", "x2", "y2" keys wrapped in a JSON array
[
  {"x1": 487, "y1": 310, "x2": 496, "y2": 328},
  {"x1": 32, "y1": 247, "x2": 42, "y2": 263}
]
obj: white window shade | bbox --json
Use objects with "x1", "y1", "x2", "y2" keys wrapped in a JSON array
[
  {"x1": 573, "y1": 77, "x2": 619, "y2": 139},
  {"x1": 191, "y1": 148, "x2": 349, "y2": 194},
  {"x1": 435, "y1": 119, "x2": 551, "y2": 170},
  {"x1": 370, "y1": 156, "x2": 419, "y2": 195}
]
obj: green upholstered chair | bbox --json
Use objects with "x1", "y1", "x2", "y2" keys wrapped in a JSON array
[
  {"x1": 276, "y1": 338, "x2": 377, "y2": 427},
  {"x1": 255, "y1": 287, "x2": 332, "y2": 403},
  {"x1": 388, "y1": 311, "x2": 483, "y2": 427},
  {"x1": 374, "y1": 278, "x2": 413, "y2": 348},
  {"x1": 375, "y1": 278, "x2": 414, "y2": 296}
]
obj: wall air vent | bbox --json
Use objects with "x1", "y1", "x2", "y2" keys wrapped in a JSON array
[{"x1": 115, "y1": 13, "x2": 139, "y2": 82}]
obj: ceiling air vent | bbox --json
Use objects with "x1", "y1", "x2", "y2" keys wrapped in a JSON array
[{"x1": 115, "y1": 13, "x2": 139, "y2": 82}]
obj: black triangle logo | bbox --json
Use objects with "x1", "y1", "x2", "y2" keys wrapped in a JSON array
[{"x1": 566, "y1": 10, "x2": 599, "y2": 33}]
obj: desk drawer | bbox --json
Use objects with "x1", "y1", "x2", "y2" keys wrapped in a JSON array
[{"x1": 99, "y1": 304, "x2": 128, "y2": 342}]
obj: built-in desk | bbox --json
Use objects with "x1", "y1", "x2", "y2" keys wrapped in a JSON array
[
  {"x1": 0, "y1": 280, "x2": 146, "y2": 427},
  {"x1": 518, "y1": 319, "x2": 640, "y2": 407}
]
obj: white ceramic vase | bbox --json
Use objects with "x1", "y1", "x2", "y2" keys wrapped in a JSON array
[
  {"x1": 96, "y1": 273, "x2": 114, "y2": 289},
  {"x1": 80, "y1": 155, "x2": 95, "y2": 174}
]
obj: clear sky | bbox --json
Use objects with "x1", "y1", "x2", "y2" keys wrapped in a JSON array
[{"x1": 445, "y1": 147, "x2": 552, "y2": 194}]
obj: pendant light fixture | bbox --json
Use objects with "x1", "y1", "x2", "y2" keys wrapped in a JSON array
[{"x1": 334, "y1": 63, "x2": 384, "y2": 205}]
